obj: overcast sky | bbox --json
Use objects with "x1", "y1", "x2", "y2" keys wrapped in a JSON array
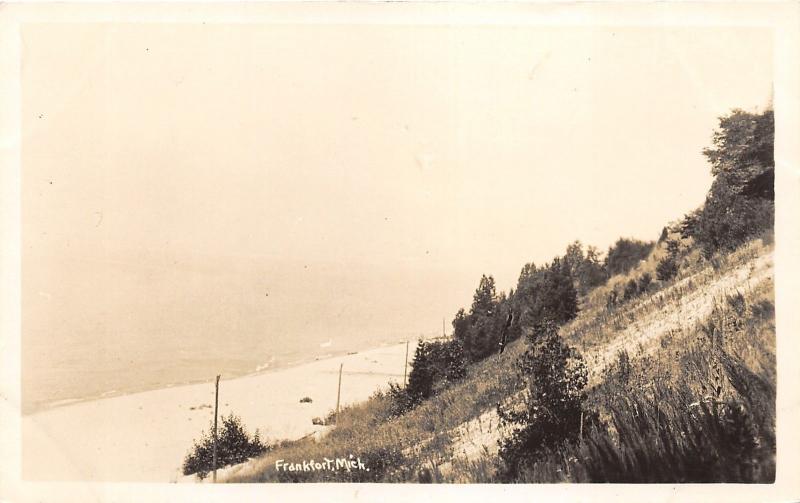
[{"x1": 22, "y1": 24, "x2": 772, "y2": 346}]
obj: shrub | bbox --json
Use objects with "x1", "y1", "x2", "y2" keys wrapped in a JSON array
[
  {"x1": 497, "y1": 321, "x2": 594, "y2": 480},
  {"x1": 454, "y1": 275, "x2": 506, "y2": 361},
  {"x1": 388, "y1": 338, "x2": 467, "y2": 417},
  {"x1": 637, "y1": 272, "x2": 653, "y2": 294},
  {"x1": 605, "y1": 289, "x2": 619, "y2": 311},
  {"x1": 656, "y1": 240, "x2": 680, "y2": 281},
  {"x1": 386, "y1": 381, "x2": 415, "y2": 418},
  {"x1": 623, "y1": 278, "x2": 638, "y2": 301},
  {"x1": 514, "y1": 258, "x2": 578, "y2": 329},
  {"x1": 605, "y1": 238, "x2": 654, "y2": 276},
  {"x1": 183, "y1": 413, "x2": 269, "y2": 479},
  {"x1": 692, "y1": 108, "x2": 774, "y2": 257}
]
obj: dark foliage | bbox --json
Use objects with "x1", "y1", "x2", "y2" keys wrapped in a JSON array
[
  {"x1": 183, "y1": 413, "x2": 269, "y2": 479},
  {"x1": 497, "y1": 321, "x2": 594, "y2": 480},
  {"x1": 679, "y1": 209, "x2": 702, "y2": 240},
  {"x1": 388, "y1": 338, "x2": 467, "y2": 416},
  {"x1": 562, "y1": 241, "x2": 608, "y2": 296},
  {"x1": 604, "y1": 238, "x2": 654, "y2": 277},
  {"x1": 514, "y1": 258, "x2": 578, "y2": 330},
  {"x1": 622, "y1": 278, "x2": 639, "y2": 301},
  {"x1": 453, "y1": 275, "x2": 509, "y2": 361},
  {"x1": 692, "y1": 109, "x2": 774, "y2": 257},
  {"x1": 656, "y1": 239, "x2": 681, "y2": 281},
  {"x1": 637, "y1": 272, "x2": 653, "y2": 294},
  {"x1": 695, "y1": 177, "x2": 773, "y2": 257}
]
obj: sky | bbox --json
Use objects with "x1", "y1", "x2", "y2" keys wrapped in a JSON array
[{"x1": 21, "y1": 24, "x2": 773, "y2": 351}]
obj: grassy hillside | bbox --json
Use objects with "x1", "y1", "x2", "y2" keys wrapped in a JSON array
[
  {"x1": 192, "y1": 106, "x2": 776, "y2": 484},
  {"x1": 224, "y1": 234, "x2": 774, "y2": 483}
]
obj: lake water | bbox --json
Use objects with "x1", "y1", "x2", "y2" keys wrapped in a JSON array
[{"x1": 22, "y1": 253, "x2": 471, "y2": 414}]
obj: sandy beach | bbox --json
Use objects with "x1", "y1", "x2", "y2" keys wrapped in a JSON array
[{"x1": 22, "y1": 341, "x2": 416, "y2": 482}]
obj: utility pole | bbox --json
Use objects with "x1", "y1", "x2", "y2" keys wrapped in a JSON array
[
  {"x1": 212, "y1": 374, "x2": 220, "y2": 483},
  {"x1": 403, "y1": 340, "x2": 410, "y2": 387},
  {"x1": 335, "y1": 363, "x2": 343, "y2": 423}
]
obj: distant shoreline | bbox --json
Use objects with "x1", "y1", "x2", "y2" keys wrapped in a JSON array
[
  {"x1": 23, "y1": 337, "x2": 419, "y2": 417},
  {"x1": 23, "y1": 339, "x2": 419, "y2": 481}
]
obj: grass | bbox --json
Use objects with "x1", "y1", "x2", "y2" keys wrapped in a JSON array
[
  {"x1": 227, "y1": 234, "x2": 775, "y2": 483},
  {"x1": 505, "y1": 277, "x2": 775, "y2": 483},
  {"x1": 226, "y1": 338, "x2": 527, "y2": 482}
]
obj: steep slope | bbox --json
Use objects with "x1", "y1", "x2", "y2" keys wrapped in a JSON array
[{"x1": 441, "y1": 240, "x2": 773, "y2": 476}]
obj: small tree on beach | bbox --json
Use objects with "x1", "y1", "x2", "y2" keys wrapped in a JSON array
[{"x1": 182, "y1": 412, "x2": 269, "y2": 479}]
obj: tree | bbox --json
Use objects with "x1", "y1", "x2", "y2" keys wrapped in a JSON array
[
  {"x1": 452, "y1": 308, "x2": 470, "y2": 345},
  {"x1": 183, "y1": 413, "x2": 269, "y2": 479},
  {"x1": 515, "y1": 258, "x2": 578, "y2": 329},
  {"x1": 605, "y1": 238, "x2": 654, "y2": 277},
  {"x1": 623, "y1": 278, "x2": 638, "y2": 301},
  {"x1": 389, "y1": 338, "x2": 467, "y2": 416},
  {"x1": 470, "y1": 275, "x2": 497, "y2": 318},
  {"x1": 637, "y1": 272, "x2": 653, "y2": 293},
  {"x1": 656, "y1": 240, "x2": 680, "y2": 281},
  {"x1": 563, "y1": 241, "x2": 585, "y2": 279},
  {"x1": 693, "y1": 108, "x2": 774, "y2": 256},
  {"x1": 451, "y1": 274, "x2": 503, "y2": 361},
  {"x1": 497, "y1": 321, "x2": 593, "y2": 480},
  {"x1": 703, "y1": 109, "x2": 774, "y2": 180},
  {"x1": 405, "y1": 341, "x2": 436, "y2": 404},
  {"x1": 576, "y1": 245, "x2": 607, "y2": 295}
]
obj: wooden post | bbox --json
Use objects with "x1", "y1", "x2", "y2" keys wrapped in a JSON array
[
  {"x1": 579, "y1": 410, "x2": 584, "y2": 444},
  {"x1": 335, "y1": 363, "x2": 343, "y2": 423},
  {"x1": 212, "y1": 374, "x2": 220, "y2": 483},
  {"x1": 403, "y1": 340, "x2": 410, "y2": 387}
]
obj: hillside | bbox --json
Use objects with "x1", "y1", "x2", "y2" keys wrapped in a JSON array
[
  {"x1": 439, "y1": 238, "x2": 773, "y2": 480},
  {"x1": 221, "y1": 235, "x2": 774, "y2": 483},
  {"x1": 181, "y1": 106, "x2": 776, "y2": 484}
]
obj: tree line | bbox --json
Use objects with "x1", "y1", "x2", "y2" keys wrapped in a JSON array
[{"x1": 389, "y1": 106, "x2": 774, "y2": 427}]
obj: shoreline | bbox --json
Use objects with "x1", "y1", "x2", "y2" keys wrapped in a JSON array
[
  {"x1": 23, "y1": 338, "x2": 413, "y2": 417},
  {"x1": 22, "y1": 340, "x2": 418, "y2": 482}
]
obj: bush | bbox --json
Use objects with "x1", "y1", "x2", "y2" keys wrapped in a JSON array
[
  {"x1": 454, "y1": 276, "x2": 506, "y2": 361},
  {"x1": 183, "y1": 413, "x2": 269, "y2": 479},
  {"x1": 637, "y1": 272, "x2": 653, "y2": 293},
  {"x1": 656, "y1": 240, "x2": 680, "y2": 281},
  {"x1": 497, "y1": 321, "x2": 594, "y2": 480},
  {"x1": 692, "y1": 108, "x2": 774, "y2": 257},
  {"x1": 388, "y1": 339, "x2": 467, "y2": 417},
  {"x1": 656, "y1": 255, "x2": 678, "y2": 281},
  {"x1": 514, "y1": 258, "x2": 578, "y2": 330},
  {"x1": 695, "y1": 178, "x2": 773, "y2": 257},
  {"x1": 605, "y1": 238, "x2": 654, "y2": 277},
  {"x1": 623, "y1": 278, "x2": 638, "y2": 301}
]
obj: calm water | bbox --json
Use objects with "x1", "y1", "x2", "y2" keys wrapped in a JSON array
[{"x1": 22, "y1": 254, "x2": 470, "y2": 414}]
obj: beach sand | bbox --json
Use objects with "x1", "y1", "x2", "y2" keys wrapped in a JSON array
[{"x1": 22, "y1": 341, "x2": 416, "y2": 482}]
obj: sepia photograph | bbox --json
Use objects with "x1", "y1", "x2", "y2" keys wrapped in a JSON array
[{"x1": 1, "y1": 2, "x2": 799, "y2": 502}]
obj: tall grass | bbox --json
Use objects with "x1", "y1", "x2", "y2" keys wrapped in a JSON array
[
  {"x1": 228, "y1": 236, "x2": 774, "y2": 483},
  {"x1": 504, "y1": 278, "x2": 775, "y2": 483},
  {"x1": 227, "y1": 339, "x2": 526, "y2": 482}
]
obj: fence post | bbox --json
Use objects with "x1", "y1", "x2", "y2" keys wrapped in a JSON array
[
  {"x1": 212, "y1": 374, "x2": 220, "y2": 483},
  {"x1": 403, "y1": 340, "x2": 410, "y2": 387},
  {"x1": 335, "y1": 363, "x2": 343, "y2": 422}
]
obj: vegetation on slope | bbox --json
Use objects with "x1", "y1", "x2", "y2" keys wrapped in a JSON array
[{"x1": 218, "y1": 106, "x2": 774, "y2": 484}]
